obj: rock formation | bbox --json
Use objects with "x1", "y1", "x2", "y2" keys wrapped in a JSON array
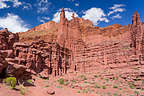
[
  {"x1": 0, "y1": 28, "x2": 19, "y2": 50},
  {"x1": 0, "y1": 9, "x2": 144, "y2": 80},
  {"x1": 56, "y1": 9, "x2": 144, "y2": 73},
  {"x1": 129, "y1": 11, "x2": 144, "y2": 55}
]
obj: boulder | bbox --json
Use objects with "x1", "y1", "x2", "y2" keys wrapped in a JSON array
[
  {"x1": 6, "y1": 62, "x2": 26, "y2": 78},
  {"x1": 47, "y1": 88, "x2": 55, "y2": 95}
]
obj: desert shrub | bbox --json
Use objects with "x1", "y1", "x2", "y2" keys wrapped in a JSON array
[
  {"x1": 112, "y1": 77, "x2": 115, "y2": 80},
  {"x1": 79, "y1": 75, "x2": 87, "y2": 80},
  {"x1": 113, "y1": 85, "x2": 118, "y2": 88},
  {"x1": 102, "y1": 85, "x2": 106, "y2": 89},
  {"x1": 129, "y1": 82, "x2": 135, "y2": 89},
  {"x1": 18, "y1": 84, "x2": 25, "y2": 95},
  {"x1": 20, "y1": 87, "x2": 25, "y2": 95},
  {"x1": 94, "y1": 83, "x2": 101, "y2": 88},
  {"x1": 105, "y1": 78, "x2": 109, "y2": 82},
  {"x1": 82, "y1": 89, "x2": 88, "y2": 93},
  {"x1": 45, "y1": 85, "x2": 49, "y2": 88},
  {"x1": 134, "y1": 90, "x2": 139, "y2": 96},
  {"x1": 77, "y1": 90, "x2": 81, "y2": 93},
  {"x1": 26, "y1": 79, "x2": 34, "y2": 85},
  {"x1": 94, "y1": 75, "x2": 98, "y2": 78},
  {"x1": 142, "y1": 80, "x2": 144, "y2": 85},
  {"x1": 3, "y1": 77, "x2": 17, "y2": 89},
  {"x1": 64, "y1": 80, "x2": 69, "y2": 85},
  {"x1": 107, "y1": 92, "x2": 111, "y2": 96},
  {"x1": 71, "y1": 80, "x2": 77, "y2": 83},
  {"x1": 58, "y1": 78, "x2": 65, "y2": 85},
  {"x1": 113, "y1": 93, "x2": 118, "y2": 96}
]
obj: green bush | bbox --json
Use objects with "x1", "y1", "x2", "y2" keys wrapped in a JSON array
[
  {"x1": 142, "y1": 80, "x2": 144, "y2": 85},
  {"x1": 19, "y1": 85, "x2": 25, "y2": 95},
  {"x1": 77, "y1": 90, "x2": 81, "y2": 93},
  {"x1": 26, "y1": 79, "x2": 34, "y2": 85},
  {"x1": 20, "y1": 88, "x2": 25, "y2": 95},
  {"x1": 79, "y1": 75, "x2": 87, "y2": 80},
  {"x1": 82, "y1": 89, "x2": 88, "y2": 93},
  {"x1": 113, "y1": 85, "x2": 118, "y2": 88},
  {"x1": 102, "y1": 85, "x2": 106, "y2": 89},
  {"x1": 94, "y1": 84, "x2": 101, "y2": 88},
  {"x1": 3, "y1": 77, "x2": 17, "y2": 89},
  {"x1": 58, "y1": 78, "x2": 65, "y2": 85},
  {"x1": 129, "y1": 82, "x2": 135, "y2": 89},
  {"x1": 71, "y1": 80, "x2": 77, "y2": 83}
]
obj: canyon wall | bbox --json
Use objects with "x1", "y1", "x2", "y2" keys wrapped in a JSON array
[
  {"x1": 1, "y1": 9, "x2": 144, "y2": 78},
  {"x1": 57, "y1": 9, "x2": 144, "y2": 73}
]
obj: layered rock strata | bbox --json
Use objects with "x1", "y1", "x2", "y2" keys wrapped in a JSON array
[{"x1": 1, "y1": 9, "x2": 144, "y2": 79}]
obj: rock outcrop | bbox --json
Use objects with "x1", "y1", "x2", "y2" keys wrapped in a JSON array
[
  {"x1": 129, "y1": 11, "x2": 144, "y2": 55},
  {"x1": 1, "y1": 9, "x2": 144, "y2": 81},
  {"x1": 56, "y1": 9, "x2": 144, "y2": 73},
  {"x1": 0, "y1": 28, "x2": 19, "y2": 77},
  {"x1": 12, "y1": 40, "x2": 71, "y2": 77},
  {"x1": 0, "y1": 28, "x2": 19, "y2": 50}
]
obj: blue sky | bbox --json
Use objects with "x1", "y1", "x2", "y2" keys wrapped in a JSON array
[{"x1": 0, "y1": 0, "x2": 143, "y2": 32}]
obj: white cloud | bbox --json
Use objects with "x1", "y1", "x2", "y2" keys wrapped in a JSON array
[
  {"x1": 39, "y1": 17, "x2": 50, "y2": 23},
  {"x1": 39, "y1": 19, "x2": 45, "y2": 23},
  {"x1": 75, "y1": 3, "x2": 79, "y2": 7},
  {"x1": 0, "y1": 13, "x2": 29, "y2": 33},
  {"x1": 0, "y1": 1, "x2": 9, "y2": 9},
  {"x1": 37, "y1": 0, "x2": 51, "y2": 13},
  {"x1": 42, "y1": 17, "x2": 50, "y2": 20},
  {"x1": 67, "y1": 0, "x2": 74, "y2": 2},
  {"x1": 23, "y1": 3, "x2": 32, "y2": 10},
  {"x1": 112, "y1": 14, "x2": 122, "y2": 19},
  {"x1": 11, "y1": 0, "x2": 22, "y2": 7},
  {"x1": 82, "y1": 8, "x2": 109, "y2": 25},
  {"x1": 0, "y1": 0, "x2": 22, "y2": 9},
  {"x1": 108, "y1": 4, "x2": 125, "y2": 16},
  {"x1": 109, "y1": 4, "x2": 125, "y2": 10},
  {"x1": 52, "y1": 8, "x2": 79, "y2": 23},
  {"x1": 108, "y1": 8, "x2": 125, "y2": 16}
]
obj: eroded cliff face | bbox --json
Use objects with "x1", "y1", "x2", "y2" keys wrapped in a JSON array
[
  {"x1": 19, "y1": 9, "x2": 129, "y2": 44},
  {"x1": 54, "y1": 9, "x2": 144, "y2": 73},
  {"x1": 0, "y1": 28, "x2": 19, "y2": 50},
  {"x1": 1, "y1": 8, "x2": 144, "y2": 79},
  {"x1": 19, "y1": 21, "x2": 58, "y2": 43},
  {"x1": 129, "y1": 11, "x2": 144, "y2": 55},
  {"x1": 0, "y1": 30, "x2": 71, "y2": 79}
]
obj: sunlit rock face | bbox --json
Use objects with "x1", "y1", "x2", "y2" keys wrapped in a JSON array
[
  {"x1": 1, "y1": 8, "x2": 144, "y2": 79},
  {"x1": 55, "y1": 9, "x2": 144, "y2": 73},
  {"x1": 0, "y1": 28, "x2": 19, "y2": 50}
]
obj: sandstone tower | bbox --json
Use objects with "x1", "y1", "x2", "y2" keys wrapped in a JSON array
[
  {"x1": 130, "y1": 11, "x2": 144, "y2": 55},
  {"x1": 57, "y1": 8, "x2": 86, "y2": 72},
  {"x1": 57, "y1": 8, "x2": 69, "y2": 48}
]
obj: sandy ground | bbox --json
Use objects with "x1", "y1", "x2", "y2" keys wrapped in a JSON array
[{"x1": 1, "y1": 65, "x2": 144, "y2": 96}]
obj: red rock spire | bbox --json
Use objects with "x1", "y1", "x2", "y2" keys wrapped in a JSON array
[
  {"x1": 60, "y1": 8, "x2": 66, "y2": 23},
  {"x1": 130, "y1": 11, "x2": 143, "y2": 55},
  {"x1": 72, "y1": 13, "x2": 75, "y2": 19},
  {"x1": 132, "y1": 11, "x2": 141, "y2": 25}
]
